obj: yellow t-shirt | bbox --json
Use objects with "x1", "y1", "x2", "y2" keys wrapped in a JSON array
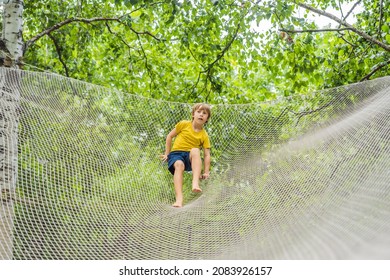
[{"x1": 171, "y1": 120, "x2": 211, "y2": 152}]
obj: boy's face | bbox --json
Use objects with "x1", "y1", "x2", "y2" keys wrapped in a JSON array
[{"x1": 192, "y1": 107, "x2": 209, "y2": 125}]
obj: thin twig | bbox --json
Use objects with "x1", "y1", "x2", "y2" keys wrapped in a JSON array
[
  {"x1": 105, "y1": 22, "x2": 134, "y2": 50},
  {"x1": 337, "y1": 31, "x2": 357, "y2": 48},
  {"x1": 338, "y1": 0, "x2": 344, "y2": 20},
  {"x1": 343, "y1": 0, "x2": 362, "y2": 22},
  {"x1": 294, "y1": 98, "x2": 336, "y2": 126},
  {"x1": 360, "y1": 59, "x2": 390, "y2": 81}
]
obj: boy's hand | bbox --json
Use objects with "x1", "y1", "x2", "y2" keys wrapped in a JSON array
[
  {"x1": 160, "y1": 154, "x2": 168, "y2": 162},
  {"x1": 201, "y1": 173, "x2": 210, "y2": 180}
]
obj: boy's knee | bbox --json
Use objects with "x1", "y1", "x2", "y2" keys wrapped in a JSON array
[{"x1": 174, "y1": 160, "x2": 185, "y2": 171}]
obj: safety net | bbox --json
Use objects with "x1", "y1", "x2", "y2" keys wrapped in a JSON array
[{"x1": 1, "y1": 67, "x2": 389, "y2": 259}]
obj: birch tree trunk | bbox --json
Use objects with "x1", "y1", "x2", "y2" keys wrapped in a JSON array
[{"x1": 0, "y1": 0, "x2": 23, "y2": 260}]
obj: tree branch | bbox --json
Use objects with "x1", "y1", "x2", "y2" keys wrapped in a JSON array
[
  {"x1": 105, "y1": 22, "x2": 134, "y2": 50},
  {"x1": 343, "y1": 0, "x2": 362, "y2": 22},
  {"x1": 297, "y1": 3, "x2": 390, "y2": 52},
  {"x1": 337, "y1": 0, "x2": 345, "y2": 20},
  {"x1": 25, "y1": 16, "x2": 161, "y2": 52},
  {"x1": 378, "y1": 0, "x2": 384, "y2": 37},
  {"x1": 203, "y1": 23, "x2": 241, "y2": 74},
  {"x1": 292, "y1": 97, "x2": 337, "y2": 126},
  {"x1": 129, "y1": 27, "x2": 161, "y2": 41},
  {"x1": 280, "y1": 27, "x2": 352, "y2": 33},
  {"x1": 360, "y1": 59, "x2": 390, "y2": 81},
  {"x1": 200, "y1": 22, "x2": 241, "y2": 97},
  {"x1": 135, "y1": 33, "x2": 156, "y2": 93},
  {"x1": 25, "y1": 17, "x2": 119, "y2": 50},
  {"x1": 338, "y1": 32, "x2": 357, "y2": 48},
  {"x1": 48, "y1": 33, "x2": 70, "y2": 77},
  {"x1": 196, "y1": 0, "x2": 262, "y2": 98}
]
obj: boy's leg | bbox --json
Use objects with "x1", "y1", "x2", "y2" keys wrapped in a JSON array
[
  {"x1": 190, "y1": 148, "x2": 202, "y2": 192},
  {"x1": 173, "y1": 160, "x2": 185, "y2": 207}
]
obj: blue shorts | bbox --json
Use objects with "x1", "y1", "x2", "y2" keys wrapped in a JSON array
[{"x1": 168, "y1": 151, "x2": 192, "y2": 175}]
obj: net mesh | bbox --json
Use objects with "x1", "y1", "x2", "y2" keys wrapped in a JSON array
[{"x1": 1, "y1": 67, "x2": 389, "y2": 259}]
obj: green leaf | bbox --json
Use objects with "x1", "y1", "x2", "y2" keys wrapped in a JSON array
[
  {"x1": 166, "y1": 15, "x2": 175, "y2": 24},
  {"x1": 386, "y1": 34, "x2": 390, "y2": 44}
]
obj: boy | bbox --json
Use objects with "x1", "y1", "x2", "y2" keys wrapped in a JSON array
[{"x1": 161, "y1": 103, "x2": 211, "y2": 208}]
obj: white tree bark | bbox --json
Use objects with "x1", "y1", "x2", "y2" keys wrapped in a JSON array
[
  {"x1": 0, "y1": 0, "x2": 24, "y2": 260},
  {"x1": 1, "y1": 0, "x2": 24, "y2": 66}
]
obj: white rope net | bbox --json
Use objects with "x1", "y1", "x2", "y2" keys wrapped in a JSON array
[{"x1": 1, "y1": 67, "x2": 389, "y2": 259}]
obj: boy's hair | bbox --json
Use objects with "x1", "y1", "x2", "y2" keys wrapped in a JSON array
[{"x1": 191, "y1": 103, "x2": 211, "y2": 122}]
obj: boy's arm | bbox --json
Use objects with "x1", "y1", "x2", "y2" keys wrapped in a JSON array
[
  {"x1": 161, "y1": 128, "x2": 177, "y2": 161},
  {"x1": 202, "y1": 148, "x2": 211, "y2": 179}
]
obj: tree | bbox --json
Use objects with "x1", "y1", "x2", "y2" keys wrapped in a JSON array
[{"x1": 0, "y1": 0, "x2": 23, "y2": 260}]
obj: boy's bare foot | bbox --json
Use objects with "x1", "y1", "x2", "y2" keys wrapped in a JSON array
[
  {"x1": 172, "y1": 201, "x2": 183, "y2": 208},
  {"x1": 192, "y1": 186, "x2": 202, "y2": 193}
]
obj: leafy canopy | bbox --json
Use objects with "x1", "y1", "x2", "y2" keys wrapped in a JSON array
[{"x1": 21, "y1": 0, "x2": 390, "y2": 103}]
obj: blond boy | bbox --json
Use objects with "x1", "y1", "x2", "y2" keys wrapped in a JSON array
[{"x1": 161, "y1": 103, "x2": 211, "y2": 207}]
